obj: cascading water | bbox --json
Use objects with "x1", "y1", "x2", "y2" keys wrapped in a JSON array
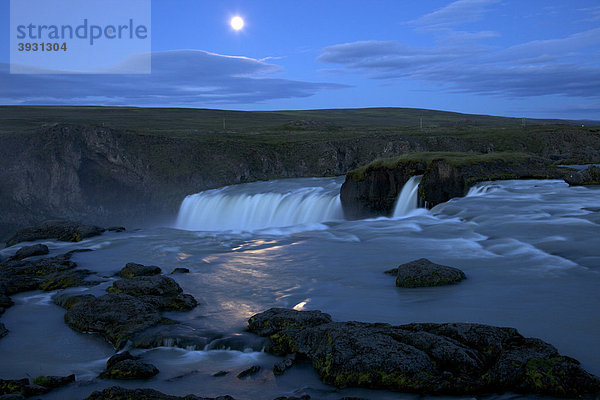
[
  {"x1": 392, "y1": 175, "x2": 423, "y2": 217},
  {"x1": 175, "y1": 178, "x2": 344, "y2": 231}
]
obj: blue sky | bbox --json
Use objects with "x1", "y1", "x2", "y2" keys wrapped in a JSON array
[{"x1": 1, "y1": 0, "x2": 600, "y2": 119}]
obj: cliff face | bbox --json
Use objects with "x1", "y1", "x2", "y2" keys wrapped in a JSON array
[
  {"x1": 0, "y1": 124, "x2": 429, "y2": 239},
  {"x1": 340, "y1": 153, "x2": 560, "y2": 218}
]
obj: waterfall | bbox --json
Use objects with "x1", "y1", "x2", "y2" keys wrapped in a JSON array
[
  {"x1": 175, "y1": 184, "x2": 344, "y2": 232},
  {"x1": 392, "y1": 175, "x2": 422, "y2": 217}
]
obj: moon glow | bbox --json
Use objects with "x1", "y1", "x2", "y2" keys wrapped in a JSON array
[{"x1": 230, "y1": 16, "x2": 244, "y2": 31}]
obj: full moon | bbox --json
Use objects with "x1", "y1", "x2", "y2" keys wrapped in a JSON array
[{"x1": 230, "y1": 16, "x2": 244, "y2": 31}]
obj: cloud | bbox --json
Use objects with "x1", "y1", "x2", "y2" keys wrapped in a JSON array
[
  {"x1": 409, "y1": 0, "x2": 500, "y2": 30},
  {"x1": 0, "y1": 50, "x2": 346, "y2": 106},
  {"x1": 317, "y1": 25, "x2": 600, "y2": 99}
]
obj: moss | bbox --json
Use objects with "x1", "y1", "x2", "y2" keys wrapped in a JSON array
[
  {"x1": 39, "y1": 276, "x2": 78, "y2": 291},
  {"x1": 32, "y1": 376, "x2": 50, "y2": 386},
  {"x1": 524, "y1": 357, "x2": 567, "y2": 395},
  {"x1": 347, "y1": 151, "x2": 534, "y2": 182}
]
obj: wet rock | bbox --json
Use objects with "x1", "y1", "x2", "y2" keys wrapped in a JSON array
[
  {"x1": 248, "y1": 308, "x2": 600, "y2": 397},
  {"x1": 0, "y1": 323, "x2": 7, "y2": 338},
  {"x1": 563, "y1": 165, "x2": 600, "y2": 186},
  {"x1": 273, "y1": 354, "x2": 296, "y2": 376},
  {"x1": 247, "y1": 308, "x2": 332, "y2": 336},
  {"x1": 0, "y1": 294, "x2": 13, "y2": 311},
  {"x1": 171, "y1": 267, "x2": 190, "y2": 274},
  {"x1": 0, "y1": 393, "x2": 25, "y2": 400},
  {"x1": 32, "y1": 374, "x2": 75, "y2": 389},
  {"x1": 13, "y1": 244, "x2": 49, "y2": 260},
  {"x1": 0, "y1": 379, "x2": 29, "y2": 396},
  {"x1": 132, "y1": 325, "x2": 211, "y2": 350},
  {"x1": 108, "y1": 275, "x2": 182, "y2": 297},
  {"x1": 212, "y1": 371, "x2": 229, "y2": 377},
  {"x1": 108, "y1": 226, "x2": 126, "y2": 232},
  {"x1": 389, "y1": 258, "x2": 466, "y2": 287},
  {"x1": 204, "y1": 332, "x2": 268, "y2": 352},
  {"x1": 6, "y1": 220, "x2": 105, "y2": 247},
  {"x1": 39, "y1": 269, "x2": 95, "y2": 291},
  {"x1": 99, "y1": 352, "x2": 159, "y2": 381},
  {"x1": 85, "y1": 386, "x2": 236, "y2": 400},
  {"x1": 236, "y1": 365, "x2": 261, "y2": 379},
  {"x1": 117, "y1": 263, "x2": 161, "y2": 278},
  {"x1": 64, "y1": 293, "x2": 163, "y2": 348},
  {"x1": 137, "y1": 293, "x2": 198, "y2": 312},
  {"x1": 53, "y1": 293, "x2": 96, "y2": 310}
]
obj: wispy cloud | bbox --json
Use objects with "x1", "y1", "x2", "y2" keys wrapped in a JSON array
[
  {"x1": 409, "y1": 0, "x2": 500, "y2": 30},
  {"x1": 1, "y1": 50, "x2": 347, "y2": 106},
  {"x1": 317, "y1": 27, "x2": 600, "y2": 98}
]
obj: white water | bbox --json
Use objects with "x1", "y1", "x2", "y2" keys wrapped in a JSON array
[
  {"x1": 392, "y1": 175, "x2": 423, "y2": 217},
  {"x1": 175, "y1": 178, "x2": 344, "y2": 232}
]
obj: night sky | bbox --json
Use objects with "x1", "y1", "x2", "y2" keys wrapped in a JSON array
[{"x1": 1, "y1": 0, "x2": 599, "y2": 119}]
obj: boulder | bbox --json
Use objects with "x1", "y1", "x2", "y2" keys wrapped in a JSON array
[
  {"x1": 85, "y1": 386, "x2": 236, "y2": 400},
  {"x1": 247, "y1": 308, "x2": 600, "y2": 397},
  {"x1": 13, "y1": 244, "x2": 49, "y2": 260},
  {"x1": 0, "y1": 323, "x2": 7, "y2": 338},
  {"x1": 64, "y1": 293, "x2": 164, "y2": 348},
  {"x1": 100, "y1": 352, "x2": 159, "y2": 380},
  {"x1": 32, "y1": 374, "x2": 75, "y2": 389},
  {"x1": 39, "y1": 269, "x2": 95, "y2": 291},
  {"x1": 117, "y1": 263, "x2": 161, "y2": 278},
  {"x1": 387, "y1": 258, "x2": 466, "y2": 287},
  {"x1": 6, "y1": 220, "x2": 105, "y2": 247},
  {"x1": 236, "y1": 365, "x2": 260, "y2": 379},
  {"x1": 171, "y1": 268, "x2": 190, "y2": 274},
  {"x1": 107, "y1": 275, "x2": 182, "y2": 297}
]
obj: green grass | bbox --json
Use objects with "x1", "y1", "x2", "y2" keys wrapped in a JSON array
[{"x1": 347, "y1": 151, "x2": 535, "y2": 181}]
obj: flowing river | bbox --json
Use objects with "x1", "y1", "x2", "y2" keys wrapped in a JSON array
[{"x1": 0, "y1": 177, "x2": 599, "y2": 399}]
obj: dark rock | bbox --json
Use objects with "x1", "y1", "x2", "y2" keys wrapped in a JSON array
[
  {"x1": 390, "y1": 258, "x2": 466, "y2": 287},
  {"x1": 117, "y1": 263, "x2": 161, "y2": 278},
  {"x1": 32, "y1": 374, "x2": 75, "y2": 389},
  {"x1": 212, "y1": 371, "x2": 229, "y2": 377},
  {"x1": 108, "y1": 226, "x2": 126, "y2": 232},
  {"x1": 204, "y1": 332, "x2": 268, "y2": 352},
  {"x1": 341, "y1": 153, "x2": 559, "y2": 217},
  {"x1": 85, "y1": 386, "x2": 236, "y2": 400},
  {"x1": 13, "y1": 244, "x2": 49, "y2": 260},
  {"x1": 21, "y1": 384, "x2": 49, "y2": 397},
  {"x1": 247, "y1": 308, "x2": 332, "y2": 336},
  {"x1": 100, "y1": 359, "x2": 159, "y2": 380},
  {"x1": 0, "y1": 379, "x2": 29, "y2": 396},
  {"x1": 39, "y1": 269, "x2": 96, "y2": 291},
  {"x1": 273, "y1": 354, "x2": 296, "y2": 376},
  {"x1": 273, "y1": 397, "x2": 311, "y2": 400},
  {"x1": 563, "y1": 165, "x2": 600, "y2": 185},
  {"x1": 138, "y1": 293, "x2": 198, "y2": 312},
  {"x1": 64, "y1": 293, "x2": 163, "y2": 348},
  {"x1": 53, "y1": 293, "x2": 96, "y2": 310},
  {"x1": 171, "y1": 267, "x2": 190, "y2": 274},
  {"x1": 248, "y1": 308, "x2": 600, "y2": 397},
  {"x1": 108, "y1": 275, "x2": 182, "y2": 297},
  {"x1": 236, "y1": 365, "x2": 261, "y2": 379},
  {"x1": 106, "y1": 351, "x2": 138, "y2": 370},
  {"x1": 0, "y1": 323, "x2": 7, "y2": 338},
  {"x1": 6, "y1": 220, "x2": 105, "y2": 247},
  {"x1": 0, "y1": 294, "x2": 13, "y2": 310},
  {"x1": 132, "y1": 325, "x2": 211, "y2": 350}
]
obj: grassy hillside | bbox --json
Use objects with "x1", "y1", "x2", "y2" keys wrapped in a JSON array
[{"x1": 0, "y1": 105, "x2": 594, "y2": 141}]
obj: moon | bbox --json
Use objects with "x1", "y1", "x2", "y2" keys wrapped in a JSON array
[{"x1": 230, "y1": 16, "x2": 244, "y2": 31}]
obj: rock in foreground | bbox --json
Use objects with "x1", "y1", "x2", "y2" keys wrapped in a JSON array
[
  {"x1": 6, "y1": 220, "x2": 105, "y2": 247},
  {"x1": 13, "y1": 244, "x2": 49, "y2": 260},
  {"x1": 99, "y1": 352, "x2": 159, "y2": 380},
  {"x1": 85, "y1": 386, "x2": 235, "y2": 400},
  {"x1": 386, "y1": 258, "x2": 466, "y2": 287},
  {"x1": 248, "y1": 308, "x2": 600, "y2": 398}
]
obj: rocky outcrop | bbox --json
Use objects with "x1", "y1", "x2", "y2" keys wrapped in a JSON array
[
  {"x1": 562, "y1": 165, "x2": 600, "y2": 185},
  {"x1": 0, "y1": 251, "x2": 99, "y2": 327},
  {"x1": 86, "y1": 387, "x2": 236, "y2": 400},
  {"x1": 3, "y1": 117, "x2": 599, "y2": 243},
  {"x1": 247, "y1": 308, "x2": 600, "y2": 397},
  {"x1": 99, "y1": 352, "x2": 159, "y2": 380},
  {"x1": 59, "y1": 265, "x2": 198, "y2": 348},
  {"x1": 6, "y1": 220, "x2": 104, "y2": 247},
  {"x1": 117, "y1": 262, "x2": 162, "y2": 278},
  {"x1": 385, "y1": 258, "x2": 466, "y2": 287},
  {"x1": 12, "y1": 244, "x2": 49, "y2": 260},
  {"x1": 0, "y1": 375, "x2": 74, "y2": 397},
  {"x1": 341, "y1": 152, "x2": 560, "y2": 218}
]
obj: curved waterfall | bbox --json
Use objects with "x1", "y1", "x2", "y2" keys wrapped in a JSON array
[
  {"x1": 175, "y1": 180, "x2": 344, "y2": 232},
  {"x1": 392, "y1": 175, "x2": 423, "y2": 217}
]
